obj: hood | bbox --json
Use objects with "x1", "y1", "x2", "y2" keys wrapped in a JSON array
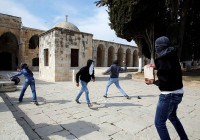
[
  {"x1": 155, "y1": 36, "x2": 174, "y2": 57},
  {"x1": 113, "y1": 60, "x2": 118, "y2": 65},
  {"x1": 20, "y1": 63, "x2": 28, "y2": 69},
  {"x1": 87, "y1": 59, "x2": 94, "y2": 67}
]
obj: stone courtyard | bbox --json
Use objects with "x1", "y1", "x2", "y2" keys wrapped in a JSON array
[{"x1": 0, "y1": 70, "x2": 200, "y2": 140}]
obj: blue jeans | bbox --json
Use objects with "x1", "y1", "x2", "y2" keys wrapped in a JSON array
[
  {"x1": 104, "y1": 78, "x2": 127, "y2": 96},
  {"x1": 76, "y1": 80, "x2": 90, "y2": 104},
  {"x1": 155, "y1": 94, "x2": 188, "y2": 140},
  {"x1": 19, "y1": 78, "x2": 37, "y2": 101}
]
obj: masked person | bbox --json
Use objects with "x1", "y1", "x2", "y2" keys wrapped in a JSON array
[
  {"x1": 75, "y1": 59, "x2": 95, "y2": 108},
  {"x1": 102, "y1": 60, "x2": 130, "y2": 99},
  {"x1": 10, "y1": 63, "x2": 38, "y2": 105},
  {"x1": 145, "y1": 36, "x2": 188, "y2": 140}
]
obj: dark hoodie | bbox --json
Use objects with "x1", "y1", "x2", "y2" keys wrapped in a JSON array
[
  {"x1": 104, "y1": 60, "x2": 127, "y2": 78},
  {"x1": 154, "y1": 36, "x2": 183, "y2": 91},
  {"x1": 76, "y1": 59, "x2": 95, "y2": 83}
]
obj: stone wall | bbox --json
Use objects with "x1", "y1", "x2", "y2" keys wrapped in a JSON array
[
  {"x1": 0, "y1": 14, "x2": 21, "y2": 70},
  {"x1": 39, "y1": 27, "x2": 93, "y2": 81},
  {"x1": 54, "y1": 28, "x2": 93, "y2": 81},
  {"x1": 39, "y1": 29, "x2": 56, "y2": 81},
  {"x1": 21, "y1": 27, "x2": 44, "y2": 71},
  {"x1": 92, "y1": 40, "x2": 138, "y2": 67},
  {"x1": 0, "y1": 13, "x2": 44, "y2": 71},
  {"x1": 0, "y1": 14, "x2": 21, "y2": 29}
]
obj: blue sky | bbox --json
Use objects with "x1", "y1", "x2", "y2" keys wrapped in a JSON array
[{"x1": 0, "y1": 0, "x2": 136, "y2": 46}]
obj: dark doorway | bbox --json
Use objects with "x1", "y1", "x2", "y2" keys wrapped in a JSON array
[
  {"x1": 97, "y1": 45, "x2": 105, "y2": 67},
  {"x1": 117, "y1": 48, "x2": 123, "y2": 66},
  {"x1": 32, "y1": 57, "x2": 39, "y2": 66},
  {"x1": 0, "y1": 32, "x2": 19, "y2": 70},
  {"x1": 71, "y1": 49, "x2": 79, "y2": 67},
  {"x1": 0, "y1": 52, "x2": 12, "y2": 70},
  {"x1": 108, "y1": 46, "x2": 114, "y2": 67}
]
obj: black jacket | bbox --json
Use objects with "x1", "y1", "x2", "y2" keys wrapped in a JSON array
[
  {"x1": 154, "y1": 51, "x2": 183, "y2": 91},
  {"x1": 76, "y1": 60, "x2": 95, "y2": 83}
]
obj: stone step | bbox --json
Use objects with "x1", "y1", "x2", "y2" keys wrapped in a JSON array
[
  {"x1": 0, "y1": 81, "x2": 15, "y2": 86},
  {"x1": 0, "y1": 81, "x2": 17, "y2": 92}
]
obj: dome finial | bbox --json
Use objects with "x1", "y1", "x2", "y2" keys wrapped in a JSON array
[{"x1": 65, "y1": 15, "x2": 68, "y2": 22}]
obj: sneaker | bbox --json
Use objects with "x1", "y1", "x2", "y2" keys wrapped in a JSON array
[
  {"x1": 137, "y1": 96, "x2": 142, "y2": 99},
  {"x1": 88, "y1": 103, "x2": 93, "y2": 108},
  {"x1": 75, "y1": 100, "x2": 81, "y2": 104},
  {"x1": 18, "y1": 100, "x2": 22, "y2": 103},
  {"x1": 103, "y1": 95, "x2": 107, "y2": 98},
  {"x1": 34, "y1": 101, "x2": 39, "y2": 105},
  {"x1": 125, "y1": 95, "x2": 130, "y2": 99}
]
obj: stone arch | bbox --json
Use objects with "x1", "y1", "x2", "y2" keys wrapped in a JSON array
[
  {"x1": 133, "y1": 50, "x2": 138, "y2": 67},
  {"x1": 29, "y1": 35, "x2": 39, "y2": 49},
  {"x1": 107, "y1": 46, "x2": 114, "y2": 66},
  {"x1": 117, "y1": 47, "x2": 124, "y2": 66},
  {"x1": 0, "y1": 32, "x2": 19, "y2": 70},
  {"x1": 97, "y1": 44, "x2": 105, "y2": 67},
  {"x1": 126, "y1": 48, "x2": 131, "y2": 67}
]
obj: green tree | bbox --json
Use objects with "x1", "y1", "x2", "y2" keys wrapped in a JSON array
[
  {"x1": 180, "y1": 0, "x2": 200, "y2": 61},
  {"x1": 95, "y1": 0, "x2": 165, "y2": 64},
  {"x1": 96, "y1": 0, "x2": 200, "y2": 64}
]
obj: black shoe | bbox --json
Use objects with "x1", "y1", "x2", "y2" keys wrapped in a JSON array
[
  {"x1": 34, "y1": 101, "x2": 39, "y2": 105},
  {"x1": 103, "y1": 95, "x2": 107, "y2": 98},
  {"x1": 125, "y1": 95, "x2": 130, "y2": 99},
  {"x1": 88, "y1": 103, "x2": 93, "y2": 108},
  {"x1": 18, "y1": 100, "x2": 22, "y2": 103},
  {"x1": 137, "y1": 96, "x2": 141, "y2": 99},
  {"x1": 75, "y1": 100, "x2": 81, "y2": 104}
]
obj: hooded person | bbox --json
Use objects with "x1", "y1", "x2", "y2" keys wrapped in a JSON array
[
  {"x1": 145, "y1": 36, "x2": 188, "y2": 140},
  {"x1": 75, "y1": 59, "x2": 95, "y2": 108},
  {"x1": 10, "y1": 63, "x2": 38, "y2": 105},
  {"x1": 102, "y1": 60, "x2": 130, "y2": 99}
]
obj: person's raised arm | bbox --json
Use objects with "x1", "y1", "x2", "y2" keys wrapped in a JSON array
[
  {"x1": 10, "y1": 70, "x2": 23, "y2": 79},
  {"x1": 102, "y1": 66, "x2": 111, "y2": 75}
]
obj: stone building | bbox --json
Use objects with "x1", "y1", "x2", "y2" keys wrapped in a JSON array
[
  {"x1": 0, "y1": 13, "x2": 141, "y2": 81},
  {"x1": 0, "y1": 13, "x2": 43, "y2": 71}
]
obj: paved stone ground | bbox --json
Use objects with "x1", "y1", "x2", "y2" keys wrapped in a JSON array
[{"x1": 0, "y1": 71, "x2": 200, "y2": 140}]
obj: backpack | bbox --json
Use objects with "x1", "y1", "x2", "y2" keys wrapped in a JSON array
[{"x1": 11, "y1": 77, "x2": 20, "y2": 85}]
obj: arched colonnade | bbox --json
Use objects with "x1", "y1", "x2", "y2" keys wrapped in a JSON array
[{"x1": 94, "y1": 41, "x2": 138, "y2": 67}]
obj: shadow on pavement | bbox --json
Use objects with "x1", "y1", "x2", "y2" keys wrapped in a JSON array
[
  {"x1": 0, "y1": 93, "x2": 100, "y2": 140},
  {"x1": 4, "y1": 96, "x2": 71, "y2": 106},
  {"x1": 129, "y1": 95, "x2": 157, "y2": 98},
  {"x1": 90, "y1": 102, "x2": 142, "y2": 111},
  {"x1": 105, "y1": 102, "x2": 142, "y2": 107},
  {"x1": 95, "y1": 76, "x2": 129, "y2": 82}
]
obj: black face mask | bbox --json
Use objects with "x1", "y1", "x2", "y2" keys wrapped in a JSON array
[{"x1": 20, "y1": 63, "x2": 28, "y2": 69}]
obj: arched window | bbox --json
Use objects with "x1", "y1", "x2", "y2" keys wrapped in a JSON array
[{"x1": 29, "y1": 35, "x2": 39, "y2": 49}]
